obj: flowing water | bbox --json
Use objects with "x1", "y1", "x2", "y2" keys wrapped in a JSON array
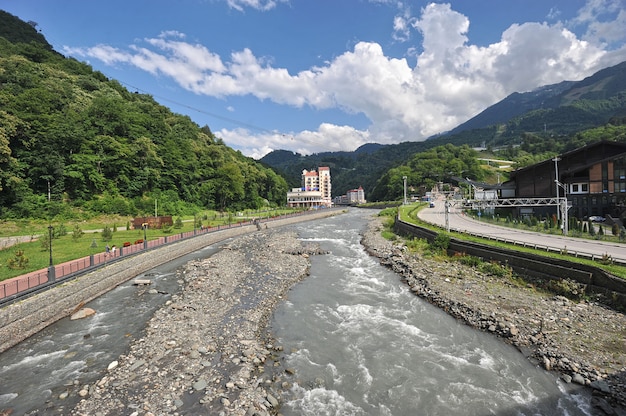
[
  {"x1": 0, "y1": 244, "x2": 222, "y2": 415},
  {"x1": 272, "y1": 209, "x2": 594, "y2": 415},
  {"x1": 0, "y1": 210, "x2": 595, "y2": 415}
]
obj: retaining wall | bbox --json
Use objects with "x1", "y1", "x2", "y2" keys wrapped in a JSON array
[{"x1": 394, "y1": 218, "x2": 626, "y2": 305}]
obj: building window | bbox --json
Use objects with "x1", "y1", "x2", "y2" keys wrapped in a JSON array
[
  {"x1": 615, "y1": 157, "x2": 626, "y2": 193},
  {"x1": 569, "y1": 182, "x2": 588, "y2": 194}
]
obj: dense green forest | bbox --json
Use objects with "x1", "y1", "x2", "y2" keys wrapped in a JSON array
[
  {"x1": 0, "y1": 11, "x2": 289, "y2": 220},
  {"x1": 368, "y1": 144, "x2": 488, "y2": 201}
]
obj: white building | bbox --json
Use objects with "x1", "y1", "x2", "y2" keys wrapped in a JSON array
[
  {"x1": 287, "y1": 167, "x2": 332, "y2": 208},
  {"x1": 347, "y1": 186, "x2": 365, "y2": 204},
  {"x1": 334, "y1": 186, "x2": 366, "y2": 205}
]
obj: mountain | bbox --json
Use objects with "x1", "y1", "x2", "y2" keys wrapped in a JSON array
[
  {"x1": 0, "y1": 10, "x2": 289, "y2": 218},
  {"x1": 447, "y1": 61, "x2": 626, "y2": 144},
  {"x1": 262, "y1": 60, "x2": 626, "y2": 197},
  {"x1": 447, "y1": 81, "x2": 576, "y2": 135}
]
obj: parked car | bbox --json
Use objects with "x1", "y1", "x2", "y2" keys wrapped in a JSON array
[{"x1": 588, "y1": 216, "x2": 606, "y2": 222}]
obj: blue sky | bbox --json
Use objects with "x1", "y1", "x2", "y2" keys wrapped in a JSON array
[{"x1": 2, "y1": 0, "x2": 626, "y2": 159}]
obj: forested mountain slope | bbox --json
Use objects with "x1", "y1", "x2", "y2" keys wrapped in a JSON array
[{"x1": 0, "y1": 11, "x2": 288, "y2": 219}]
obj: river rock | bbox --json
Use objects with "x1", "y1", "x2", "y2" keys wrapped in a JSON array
[{"x1": 70, "y1": 307, "x2": 96, "y2": 320}]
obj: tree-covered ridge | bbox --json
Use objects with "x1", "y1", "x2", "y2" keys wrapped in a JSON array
[
  {"x1": 368, "y1": 144, "x2": 489, "y2": 201},
  {"x1": 0, "y1": 10, "x2": 53, "y2": 52},
  {"x1": 0, "y1": 13, "x2": 288, "y2": 219}
]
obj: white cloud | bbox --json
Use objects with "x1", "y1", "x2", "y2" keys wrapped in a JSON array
[
  {"x1": 225, "y1": 0, "x2": 287, "y2": 12},
  {"x1": 218, "y1": 124, "x2": 370, "y2": 159},
  {"x1": 65, "y1": 1, "x2": 626, "y2": 159}
]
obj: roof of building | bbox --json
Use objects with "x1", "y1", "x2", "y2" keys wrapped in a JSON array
[{"x1": 510, "y1": 140, "x2": 626, "y2": 179}]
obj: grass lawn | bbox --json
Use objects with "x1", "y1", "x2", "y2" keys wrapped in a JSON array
[{"x1": 0, "y1": 208, "x2": 299, "y2": 281}]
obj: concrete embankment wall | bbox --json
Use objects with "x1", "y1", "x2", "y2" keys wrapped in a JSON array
[
  {"x1": 0, "y1": 209, "x2": 344, "y2": 353},
  {"x1": 394, "y1": 219, "x2": 626, "y2": 306}
]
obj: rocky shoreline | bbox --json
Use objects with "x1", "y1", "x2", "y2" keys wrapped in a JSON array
[
  {"x1": 13, "y1": 210, "x2": 625, "y2": 415},
  {"x1": 361, "y1": 215, "x2": 626, "y2": 415}
]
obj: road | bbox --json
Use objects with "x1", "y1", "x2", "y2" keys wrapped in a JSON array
[{"x1": 418, "y1": 198, "x2": 626, "y2": 264}]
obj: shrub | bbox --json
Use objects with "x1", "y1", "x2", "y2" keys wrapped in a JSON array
[
  {"x1": 455, "y1": 253, "x2": 482, "y2": 267},
  {"x1": 6, "y1": 250, "x2": 29, "y2": 269},
  {"x1": 40, "y1": 232, "x2": 51, "y2": 251},
  {"x1": 72, "y1": 224, "x2": 84, "y2": 240},
  {"x1": 134, "y1": 239, "x2": 144, "y2": 245},
  {"x1": 123, "y1": 242, "x2": 131, "y2": 247},
  {"x1": 547, "y1": 278, "x2": 585, "y2": 300},
  {"x1": 430, "y1": 233, "x2": 450, "y2": 252},
  {"x1": 101, "y1": 225, "x2": 113, "y2": 241},
  {"x1": 478, "y1": 260, "x2": 511, "y2": 277},
  {"x1": 55, "y1": 224, "x2": 67, "y2": 237}
]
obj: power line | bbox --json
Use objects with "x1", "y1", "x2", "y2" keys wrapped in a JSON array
[{"x1": 118, "y1": 80, "x2": 277, "y2": 135}]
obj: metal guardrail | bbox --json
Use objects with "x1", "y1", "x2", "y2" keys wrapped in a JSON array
[
  {"x1": 0, "y1": 210, "x2": 328, "y2": 305},
  {"x1": 446, "y1": 225, "x2": 626, "y2": 267}
]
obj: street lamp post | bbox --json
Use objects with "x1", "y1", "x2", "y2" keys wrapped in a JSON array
[
  {"x1": 47, "y1": 225, "x2": 55, "y2": 280},
  {"x1": 402, "y1": 176, "x2": 407, "y2": 205}
]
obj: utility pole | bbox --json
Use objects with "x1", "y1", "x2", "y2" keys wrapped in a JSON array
[
  {"x1": 555, "y1": 180, "x2": 569, "y2": 236},
  {"x1": 402, "y1": 176, "x2": 407, "y2": 205},
  {"x1": 552, "y1": 157, "x2": 561, "y2": 223}
]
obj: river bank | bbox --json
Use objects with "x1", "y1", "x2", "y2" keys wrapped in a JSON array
[{"x1": 361, "y1": 215, "x2": 626, "y2": 415}]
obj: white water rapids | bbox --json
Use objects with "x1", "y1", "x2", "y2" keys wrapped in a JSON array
[{"x1": 272, "y1": 209, "x2": 593, "y2": 416}]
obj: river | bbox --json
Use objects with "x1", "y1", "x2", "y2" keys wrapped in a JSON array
[
  {"x1": 271, "y1": 208, "x2": 593, "y2": 415},
  {"x1": 0, "y1": 244, "x2": 222, "y2": 415},
  {"x1": 0, "y1": 209, "x2": 594, "y2": 415}
]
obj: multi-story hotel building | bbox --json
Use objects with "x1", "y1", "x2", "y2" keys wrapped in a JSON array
[
  {"x1": 287, "y1": 167, "x2": 332, "y2": 208},
  {"x1": 334, "y1": 186, "x2": 366, "y2": 205}
]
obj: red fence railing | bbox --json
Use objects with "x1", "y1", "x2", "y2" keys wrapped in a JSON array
[{"x1": 0, "y1": 209, "x2": 334, "y2": 303}]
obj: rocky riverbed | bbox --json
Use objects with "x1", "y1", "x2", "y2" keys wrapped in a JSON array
[
  {"x1": 69, "y1": 228, "x2": 319, "y2": 416},
  {"x1": 22, "y1": 211, "x2": 626, "y2": 415}
]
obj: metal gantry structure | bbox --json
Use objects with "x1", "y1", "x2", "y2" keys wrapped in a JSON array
[{"x1": 460, "y1": 196, "x2": 572, "y2": 235}]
